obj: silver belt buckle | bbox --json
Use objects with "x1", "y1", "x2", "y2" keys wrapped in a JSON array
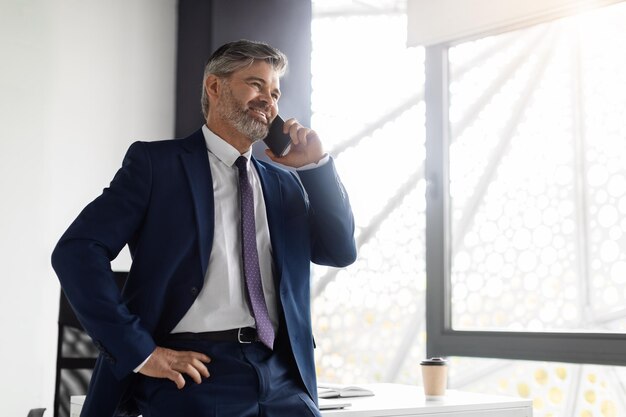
[{"x1": 237, "y1": 328, "x2": 254, "y2": 343}]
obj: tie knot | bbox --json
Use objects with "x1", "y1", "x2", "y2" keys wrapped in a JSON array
[{"x1": 235, "y1": 156, "x2": 248, "y2": 172}]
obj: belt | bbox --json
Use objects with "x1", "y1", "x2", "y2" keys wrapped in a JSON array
[{"x1": 168, "y1": 327, "x2": 259, "y2": 343}]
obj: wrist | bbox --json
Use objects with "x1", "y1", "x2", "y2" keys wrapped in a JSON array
[{"x1": 296, "y1": 153, "x2": 330, "y2": 171}]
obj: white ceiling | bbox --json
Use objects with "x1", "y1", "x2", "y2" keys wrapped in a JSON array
[{"x1": 312, "y1": 0, "x2": 406, "y2": 17}]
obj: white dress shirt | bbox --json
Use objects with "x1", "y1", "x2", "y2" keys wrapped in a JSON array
[{"x1": 172, "y1": 125, "x2": 280, "y2": 333}]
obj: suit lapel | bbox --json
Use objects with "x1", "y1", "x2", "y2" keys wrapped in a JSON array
[{"x1": 180, "y1": 130, "x2": 214, "y2": 276}]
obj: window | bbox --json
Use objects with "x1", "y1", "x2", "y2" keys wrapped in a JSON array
[
  {"x1": 309, "y1": 2, "x2": 427, "y2": 384},
  {"x1": 425, "y1": 2, "x2": 626, "y2": 415},
  {"x1": 447, "y1": 8, "x2": 626, "y2": 334},
  {"x1": 427, "y1": 0, "x2": 626, "y2": 361},
  {"x1": 310, "y1": 0, "x2": 626, "y2": 414}
]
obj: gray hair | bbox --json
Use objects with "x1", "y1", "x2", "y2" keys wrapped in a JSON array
[{"x1": 201, "y1": 40, "x2": 288, "y2": 119}]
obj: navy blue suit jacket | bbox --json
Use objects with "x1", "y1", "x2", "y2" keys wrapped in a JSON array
[{"x1": 52, "y1": 128, "x2": 356, "y2": 416}]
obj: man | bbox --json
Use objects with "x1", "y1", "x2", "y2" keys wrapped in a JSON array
[{"x1": 52, "y1": 40, "x2": 356, "y2": 417}]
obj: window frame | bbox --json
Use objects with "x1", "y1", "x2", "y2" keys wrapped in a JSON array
[{"x1": 424, "y1": 41, "x2": 626, "y2": 367}]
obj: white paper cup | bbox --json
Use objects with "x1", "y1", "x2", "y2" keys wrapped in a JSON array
[{"x1": 420, "y1": 357, "x2": 447, "y2": 399}]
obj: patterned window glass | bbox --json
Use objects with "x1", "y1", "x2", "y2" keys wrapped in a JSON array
[
  {"x1": 448, "y1": 2, "x2": 626, "y2": 333},
  {"x1": 449, "y1": 357, "x2": 626, "y2": 417},
  {"x1": 310, "y1": 2, "x2": 427, "y2": 384}
]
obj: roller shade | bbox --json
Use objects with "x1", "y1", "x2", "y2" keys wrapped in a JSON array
[{"x1": 407, "y1": 0, "x2": 624, "y2": 46}]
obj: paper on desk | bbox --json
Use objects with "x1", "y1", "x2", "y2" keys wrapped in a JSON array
[{"x1": 318, "y1": 383, "x2": 375, "y2": 398}]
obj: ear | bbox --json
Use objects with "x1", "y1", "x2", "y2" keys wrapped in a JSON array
[{"x1": 204, "y1": 74, "x2": 221, "y2": 101}]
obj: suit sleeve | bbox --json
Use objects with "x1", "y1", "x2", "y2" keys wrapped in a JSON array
[
  {"x1": 296, "y1": 157, "x2": 357, "y2": 267},
  {"x1": 51, "y1": 141, "x2": 156, "y2": 380}
]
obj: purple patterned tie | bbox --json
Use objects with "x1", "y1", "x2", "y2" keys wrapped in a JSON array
[{"x1": 235, "y1": 156, "x2": 275, "y2": 349}]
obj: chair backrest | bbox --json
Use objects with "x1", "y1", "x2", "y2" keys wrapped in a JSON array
[
  {"x1": 53, "y1": 271, "x2": 127, "y2": 417},
  {"x1": 27, "y1": 408, "x2": 46, "y2": 417}
]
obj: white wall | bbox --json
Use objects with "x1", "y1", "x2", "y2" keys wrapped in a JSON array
[{"x1": 0, "y1": 0, "x2": 177, "y2": 414}]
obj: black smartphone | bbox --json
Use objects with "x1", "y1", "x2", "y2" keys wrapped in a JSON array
[{"x1": 263, "y1": 115, "x2": 292, "y2": 157}]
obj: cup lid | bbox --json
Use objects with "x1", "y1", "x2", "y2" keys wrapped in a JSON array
[{"x1": 420, "y1": 357, "x2": 447, "y2": 366}]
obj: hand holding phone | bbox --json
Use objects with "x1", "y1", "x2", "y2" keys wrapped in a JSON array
[
  {"x1": 263, "y1": 116, "x2": 325, "y2": 168},
  {"x1": 263, "y1": 115, "x2": 292, "y2": 157}
]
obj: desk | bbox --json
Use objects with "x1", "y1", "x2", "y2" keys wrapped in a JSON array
[
  {"x1": 320, "y1": 383, "x2": 532, "y2": 416},
  {"x1": 71, "y1": 383, "x2": 532, "y2": 417}
]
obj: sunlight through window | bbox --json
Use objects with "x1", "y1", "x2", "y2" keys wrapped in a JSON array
[{"x1": 310, "y1": 3, "x2": 426, "y2": 384}]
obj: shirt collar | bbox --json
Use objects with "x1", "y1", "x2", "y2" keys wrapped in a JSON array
[{"x1": 202, "y1": 124, "x2": 253, "y2": 167}]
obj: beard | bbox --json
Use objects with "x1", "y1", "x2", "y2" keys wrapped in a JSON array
[{"x1": 217, "y1": 82, "x2": 270, "y2": 142}]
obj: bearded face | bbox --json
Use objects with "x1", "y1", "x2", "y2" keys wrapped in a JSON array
[{"x1": 217, "y1": 80, "x2": 271, "y2": 142}]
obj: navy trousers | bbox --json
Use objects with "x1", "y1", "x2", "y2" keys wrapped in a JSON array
[{"x1": 133, "y1": 338, "x2": 321, "y2": 417}]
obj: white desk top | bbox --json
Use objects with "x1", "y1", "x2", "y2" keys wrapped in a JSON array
[
  {"x1": 319, "y1": 383, "x2": 532, "y2": 416},
  {"x1": 72, "y1": 383, "x2": 532, "y2": 417}
]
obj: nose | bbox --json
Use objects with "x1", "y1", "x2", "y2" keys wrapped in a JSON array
[
  {"x1": 257, "y1": 91, "x2": 277, "y2": 114},
  {"x1": 258, "y1": 89, "x2": 272, "y2": 105}
]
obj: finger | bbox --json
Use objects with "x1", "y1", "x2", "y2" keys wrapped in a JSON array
[
  {"x1": 265, "y1": 148, "x2": 277, "y2": 158},
  {"x1": 297, "y1": 127, "x2": 309, "y2": 146},
  {"x1": 289, "y1": 122, "x2": 301, "y2": 145},
  {"x1": 175, "y1": 350, "x2": 210, "y2": 366},
  {"x1": 189, "y1": 351, "x2": 211, "y2": 364},
  {"x1": 180, "y1": 363, "x2": 203, "y2": 384},
  {"x1": 168, "y1": 370, "x2": 186, "y2": 389},
  {"x1": 175, "y1": 351, "x2": 210, "y2": 380},
  {"x1": 191, "y1": 358, "x2": 210, "y2": 378},
  {"x1": 282, "y1": 117, "x2": 298, "y2": 134}
]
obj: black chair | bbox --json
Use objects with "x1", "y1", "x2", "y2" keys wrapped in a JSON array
[
  {"x1": 26, "y1": 409, "x2": 46, "y2": 417},
  {"x1": 53, "y1": 271, "x2": 128, "y2": 417}
]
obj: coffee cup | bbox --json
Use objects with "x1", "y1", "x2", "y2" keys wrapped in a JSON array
[{"x1": 420, "y1": 357, "x2": 447, "y2": 399}]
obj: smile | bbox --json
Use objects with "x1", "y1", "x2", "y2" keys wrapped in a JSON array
[{"x1": 248, "y1": 108, "x2": 268, "y2": 123}]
